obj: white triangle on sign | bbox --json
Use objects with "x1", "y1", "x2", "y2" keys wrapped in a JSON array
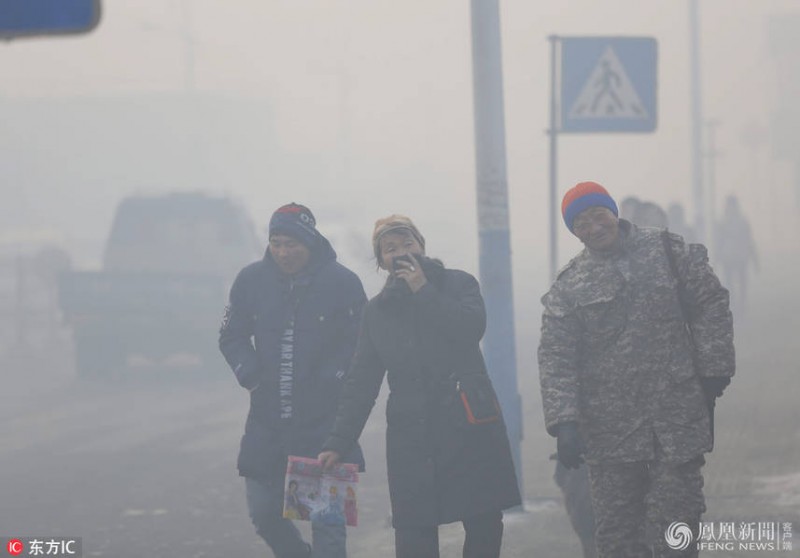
[{"x1": 568, "y1": 46, "x2": 649, "y2": 120}]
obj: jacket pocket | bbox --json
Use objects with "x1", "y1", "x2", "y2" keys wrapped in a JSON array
[{"x1": 576, "y1": 291, "x2": 626, "y2": 351}]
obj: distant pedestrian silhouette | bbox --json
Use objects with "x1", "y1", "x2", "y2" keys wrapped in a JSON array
[
  {"x1": 667, "y1": 203, "x2": 696, "y2": 243},
  {"x1": 715, "y1": 195, "x2": 758, "y2": 314},
  {"x1": 619, "y1": 196, "x2": 642, "y2": 222},
  {"x1": 635, "y1": 201, "x2": 668, "y2": 229}
]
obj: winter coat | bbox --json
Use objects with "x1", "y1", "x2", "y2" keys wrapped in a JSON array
[
  {"x1": 323, "y1": 257, "x2": 521, "y2": 528},
  {"x1": 538, "y1": 221, "x2": 735, "y2": 464},
  {"x1": 219, "y1": 238, "x2": 366, "y2": 478}
]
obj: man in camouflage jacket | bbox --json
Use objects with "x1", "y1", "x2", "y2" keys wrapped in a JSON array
[{"x1": 538, "y1": 182, "x2": 735, "y2": 558}]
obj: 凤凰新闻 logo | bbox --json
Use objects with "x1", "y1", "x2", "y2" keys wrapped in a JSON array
[{"x1": 665, "y1": 521, "x2": 694, "y2": 551}]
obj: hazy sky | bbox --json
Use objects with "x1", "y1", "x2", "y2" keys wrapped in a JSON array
[{"x1": 1, "y1": 0, "x2": 798, "y2": 298}]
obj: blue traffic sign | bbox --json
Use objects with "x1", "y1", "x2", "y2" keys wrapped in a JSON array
[
  {"x1": 0, "y1": 0, "x2": 100, "y2": 39},
  {"x1": 560, "y1": 36, "x2": 657, "y2": 133}
]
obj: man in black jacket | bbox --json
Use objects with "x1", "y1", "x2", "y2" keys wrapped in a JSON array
[{"x1": 219, "y1": 203, "x2": 366, "y2": 558}]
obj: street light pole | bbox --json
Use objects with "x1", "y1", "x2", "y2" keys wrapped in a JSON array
[
  {"x1": 689, "y1": 0, "x2": 705, "y2": 243},
  {"x1": 705, "y1": 119, "x2": 721, "y2": 254}
]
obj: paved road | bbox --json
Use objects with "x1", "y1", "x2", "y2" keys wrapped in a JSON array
[
  {"x1": 1, "y1": 375, "x2": 266, "y2": 557},
  {"x1": 0, "y1": 369, "x2": 566, "y2": 558}
]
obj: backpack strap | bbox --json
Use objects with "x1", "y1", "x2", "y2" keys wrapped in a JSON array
[{"x1": 661, "y1": 230, "x2": 692, "y2": 323}]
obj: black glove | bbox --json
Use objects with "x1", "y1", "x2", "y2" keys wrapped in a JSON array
[
  {"x1": 701, "y1": 377, "x2": 730, "y2": 407},
  {"x1": 556, "y1": 421, "x2": 586, "y2": 469}
]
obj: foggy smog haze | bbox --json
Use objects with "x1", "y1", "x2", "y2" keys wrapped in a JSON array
[
  {"x1": 2, "y1": 2, "x2": 800, "y2": 556},
  {"x1": 3, "y1": 0, "x2": 799, "y2": 283}
]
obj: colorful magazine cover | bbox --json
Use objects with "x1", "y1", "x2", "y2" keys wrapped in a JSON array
[{"x1": 283, "y1": 455, "x2": 359, "y2": 527}]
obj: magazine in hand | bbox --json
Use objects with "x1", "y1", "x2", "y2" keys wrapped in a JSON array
[{"x1": 283, "y1": 455, "x2": 359, "y2": 527}]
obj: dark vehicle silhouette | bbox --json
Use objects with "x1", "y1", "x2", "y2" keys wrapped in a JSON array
[{"x1": 59, "y1": 192, "x2": 261, "y2": 379}]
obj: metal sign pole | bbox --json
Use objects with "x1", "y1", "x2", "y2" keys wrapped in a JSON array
[
  {"x1": 470, "y1": 0, "x2": 523, "y2": 501},
  {"x1": 548, "y1": 36, "x2": 560, "y2": 283}
]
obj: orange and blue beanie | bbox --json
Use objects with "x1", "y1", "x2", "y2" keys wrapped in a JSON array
[
  {"x1": 561, "y1": 181, "x2": 619, "y2": 234},
  {"x1": 269, "y1": 202, "x2": 320, "y2": 248}
]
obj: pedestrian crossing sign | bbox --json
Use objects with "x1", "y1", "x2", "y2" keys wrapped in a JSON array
[{"x1": 559, "y1": 37, "x2": 657, "y2": 133}]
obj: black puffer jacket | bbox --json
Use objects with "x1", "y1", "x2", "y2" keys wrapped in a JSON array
[
  {"x1": 220, "y1": 238, "x2": 366, "y2": 478},
  {"x1": 323, "y1": 257, "x2": 521, "y2": 527}
]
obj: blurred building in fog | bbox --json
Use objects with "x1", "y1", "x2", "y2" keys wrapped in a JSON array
[{"x1": 0, "y1": 232, "x2": 72, "y2": 364}]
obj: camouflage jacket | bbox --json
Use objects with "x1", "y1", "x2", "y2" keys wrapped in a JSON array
[{"x1": 538, "y1": 221, "x2": 734, "y2": 464}]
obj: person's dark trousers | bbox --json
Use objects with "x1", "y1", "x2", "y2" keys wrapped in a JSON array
[
  {"x1": 245, "y1": 476, "x2": 346, "y2": 558},
  {"x1": 394, "y1": 510, "x2": 504, "y2": 558}
]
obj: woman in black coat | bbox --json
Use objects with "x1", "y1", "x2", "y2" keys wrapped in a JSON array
[{"x1": 319, "y1": 215, "x2": 520, "y2": 558}]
